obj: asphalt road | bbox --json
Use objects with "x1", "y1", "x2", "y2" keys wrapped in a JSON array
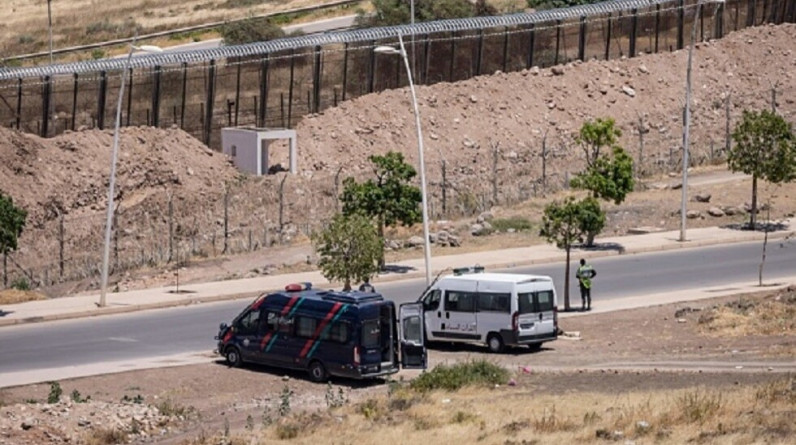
[{"x1": 1, "y1": 240, "x2": 794, "y2": 376}]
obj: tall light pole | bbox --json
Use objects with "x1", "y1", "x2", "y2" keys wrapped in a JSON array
[
  {"x1": 680, "y1": 0, "x2": 724, "y2": 242},
  {"x1": 410, "y1": 0, "x2": 416, "y2": 79},
  {"x1": 99, "y1": 40, "x2": 163, "y2": 307},
  {"x1": 375, "y1": 34, "x2": 432, "y2": 286}
]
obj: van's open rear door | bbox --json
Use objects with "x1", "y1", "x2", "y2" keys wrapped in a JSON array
[{"x1": 399, "y1": 303, "x2": 427, "y2": 369}]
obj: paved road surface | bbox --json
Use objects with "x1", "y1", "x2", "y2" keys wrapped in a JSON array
[{"x1": 1, "y1": 240, "x2": 793, "y2": 384}]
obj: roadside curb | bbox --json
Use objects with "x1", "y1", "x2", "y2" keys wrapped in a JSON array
[{"x1": 0, "y1": 227, "x2": 790, "y2": 327}]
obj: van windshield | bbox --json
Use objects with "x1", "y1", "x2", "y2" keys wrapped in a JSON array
[{"x1": 361, "y1": 320, "x2": 381, "y2": 348}]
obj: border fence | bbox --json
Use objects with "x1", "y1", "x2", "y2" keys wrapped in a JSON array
[{"x1": 1, "y1": 0, "x2": 793, "y2": 148}]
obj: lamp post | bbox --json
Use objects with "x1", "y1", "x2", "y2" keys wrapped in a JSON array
[
  {"x1": 99, "y1": 41, "x2": 163, "y2": 307},
  {"x1": 375, "y1": 34, "x2": 432, "y2": 286},
  {"x1": 680, "y1": 0, "x2": 724, "y2": 242}
]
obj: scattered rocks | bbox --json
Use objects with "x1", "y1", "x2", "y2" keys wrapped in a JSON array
[
  {"x1": 707, "y1": 207, "x2": 725, "y2": 217},
  {"x1": 551, "y1": 66, "x2": 565, "y2": 75},
  {"x1": 694, "y1": 192, "x2": 712, "y2": 203},
  {"x1": 621, "y1": 85, "x2": 636, "y2": 97}
]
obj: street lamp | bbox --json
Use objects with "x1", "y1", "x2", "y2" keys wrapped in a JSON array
[
  {"x1": 99, "y1": 41, "x2": 163, "y2": 307},
  {"x1": 375, "y1": 34, "x2": 432, "y2": 286},
  {"x1": 680, "y1": 0, "x2": 724, "y2": 242}
]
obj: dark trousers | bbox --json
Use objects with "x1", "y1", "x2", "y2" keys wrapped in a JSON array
[{"x1": 579, "y1": 285, "x2": 591, "y2": 309}]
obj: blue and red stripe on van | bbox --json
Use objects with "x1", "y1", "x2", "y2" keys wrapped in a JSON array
[
  {"x1": 260, "y1": 295, "x2": 307, "y2": 352},
  {"x1": 301, "y1": 302, "x2": 349, "y2": 359}
]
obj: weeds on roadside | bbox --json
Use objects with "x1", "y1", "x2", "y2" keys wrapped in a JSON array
[
  {"x1": 410, "y1": 359, "x2": 509, "y2": 392},
  {"x1": 157, "y1": 399, "x2": 193, "y2": 418},
  {"x1": 121, "y1": 394, "x2": 144, "y2": 404},
  {"x1": 677, "y1": 389, "x2": 722, "y2": 424},
  {"x1": 71, "y1": 389, "x2": 90, "y2": 403},
  {"x1": 278, "y1": 386, "x2": 294, "y2": 417},
  {"x1": 325, "y1": 382, "x2": 347, "y2": 408}
]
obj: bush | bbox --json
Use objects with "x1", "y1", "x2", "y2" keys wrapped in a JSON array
[
  {"x1": 10, "y1": 277, "x2": 30, "y2": 291},
  {"x1": 220, "y1": 17, "x2": 285, "y2": 45},
  {"x1": 48, "y1": 382, "x2": 62, "y2": 404},
  {"x1": 410, "y1": 359, "x2": 509, "y2": 392},
  {"x1": 491, "y1": 217, "x2": 534, "y2": 232}
]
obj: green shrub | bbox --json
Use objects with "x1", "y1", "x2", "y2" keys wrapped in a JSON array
[
  {"x1": 491, "y1": 217, "x2": 534, "y2": 232},
  {"x1": 47, "y1": 381, "x2": 62, "y2": 404},
  {"x1": 91, "y1": 49, "x2": 106, "y2": 60},
  {"x1": 10, "y1": 277, "x2": 30, "y2": 291},
  {"x1": 220, "y1": 17, "x2": 285, "y2": 45},
  {"x1": 17, "y1": 34, "x2": 35, "y2": 45},
  {"x1": 410, "y1": 359, "x2": 509, "y2": 392},
  {"x1": 71, "y1": 389, "x2": 90, "y2": 403}
]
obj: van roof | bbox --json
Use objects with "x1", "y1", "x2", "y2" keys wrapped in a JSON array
[{"x1": 442, "y1": 272, "x2": 552, "y2": 284}]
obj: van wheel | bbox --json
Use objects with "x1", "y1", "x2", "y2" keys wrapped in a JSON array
[
  {"x1": 225, "y1": 346, "x2": 242, "y2": 367},
  {"x1": 486, "y1": 334, "x2": 504, "y2": 353},
  {"x1": 308, "y1": 360, "x2": 328, "y2": 383}
]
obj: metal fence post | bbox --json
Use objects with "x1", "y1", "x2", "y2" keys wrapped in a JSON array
[
  {"x1": 527, "y1": 23, "x2": 535, "y2": 68},
  {"x1": 234, "y1": 60, "x2": 241, "y2": 126},
  {"x1": 258, "y1": 55, "x2": 269, "y2": 127},
  {"x1": 655, "y1": 4, "x2": 661, "y2": 53},
  {"x1": 151, "y1": 65, "x2": 162, "y2": 128},
  {"x1": 630, "y1": 8, "x2": 638, "y2": 57},
  {"x1": 368, "y1": 41, "x2": 376, "y2": 94},
  {"x1": 502, "y1": 27, "x2": 509, "y2": 73},
  {"x1": 476, "y1": 29, "x2": 484, "y2": 76},
  {"x1": 288, "y1": 51, "x2": 295, "y2": 128},
  {"x1": 41, "y1": 76, "x2": 52, "y2": 136},
  {"x1": 125, "y1": 68, "x2": 133, "y2": 127},
  {"x1": 203, "y1": 59, "x2": 216, "y2": 145},
  {"x1": 15, "y1": 78, "x2": 22, "y2": 130},
  {"x1": 678, "y1": 0, "x2": 685, "y2": 49},
  {"x1": 97, "y1": 71, "x2": 107, "y2": 130},
  {"x1": 341, "y1": 43, "x2": 349, "y2": 101},
  {"x1": 180, "y1": 62, "x2": 187, "y2": 129},
  {"x1": 578, "y1": 16, "x2": 587, "y2": 61},
  {"x1": 71, "y1": 73, "x2": 78, "y2": 131},
  {"x1": 747, "y1": 0, "x2": 756, "y2": 26},
  {"x1": 554, "y1": 20, "x2": 562, "y2": 65},
  {"x1": 449, "y1": 31, "x2": 457, "y2": 81},
  {"x1": 605, "y1": 13, "x2": 612, "y2": 59},
  {"x1": 312, "y1": 45, "x2": 322, "y2": 113}
]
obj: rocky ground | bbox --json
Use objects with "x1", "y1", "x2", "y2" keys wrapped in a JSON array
[
  {"x1": 1, "y1": 23, "x2": 794, "y2": 297},
  {"x1": 0, "y1": 287, "x2": 792, "y2": 444}
]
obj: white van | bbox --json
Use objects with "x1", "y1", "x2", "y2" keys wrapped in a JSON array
[{"x1": 419, "y1": 267, "x2": 558, "y2": 353}]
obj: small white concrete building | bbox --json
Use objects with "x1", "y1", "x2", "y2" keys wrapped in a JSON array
[{"x1": 220, "y1": 127, "x2": 297, "y2": 175}]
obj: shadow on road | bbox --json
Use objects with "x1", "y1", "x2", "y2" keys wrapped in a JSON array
[{"x1": 579, "y1": 242, "x2": 626, "y2": 254}]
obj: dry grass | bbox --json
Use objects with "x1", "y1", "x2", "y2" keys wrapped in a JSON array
[
  {"x1": 1, "y1": 0, "x2": 364, "y2": 60},
  {"x1": 178, "y1": 375, "x2": 795, "y2": 444},
  {"x1": 0, "y1": 289, "x2": 47, "y2": 305},
  {"x1": 698, "y1": 290, "x2": 796, "y2": 337}
]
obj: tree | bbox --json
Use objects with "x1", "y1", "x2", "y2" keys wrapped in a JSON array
[
  {"x1": 539, "y1": 196, "x2": 591, "y2": 311},
  {"x1": 0, "y1": 192, "x2": 27, "y2": 288},
  {"x1": 341, "y1": 152, "x2": 422, "y2": 267},
  {"x1": 570, "y1": 118, "x2": 635, "y2": 246},
  {"x1": 313, "y1": 212, "x2": 382, "y2": 291},
  {"x1": 220, "y1": 17, "x2": 285, "y2": 45},
  {"x1": 728, "y1": 110, "x2": 796, "y2": 228}
]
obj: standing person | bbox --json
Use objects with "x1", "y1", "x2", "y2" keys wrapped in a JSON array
[
  {"x1": 359, "y1": 278, "x2": 375, "y2": 293},
  {"x1": 576, "y1": 258, "x2": 596, "y2": 311}
]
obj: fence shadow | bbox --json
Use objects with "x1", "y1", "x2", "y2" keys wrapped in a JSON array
[
  {"x1": 380, "y1": 264, "x2": 416, "y2": 275},
  {"x1": 721, "y1": 222, "x2": 789, "y2": 232}
]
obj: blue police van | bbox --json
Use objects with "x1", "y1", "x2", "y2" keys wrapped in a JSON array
[{"x1": 216, "y1": 283, "x2": 427, "y2": 382}]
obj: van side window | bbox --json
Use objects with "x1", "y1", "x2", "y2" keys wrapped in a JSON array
[
  {"x1": 536, "y1": 291, "x2": 555, "y2": 311},
  {"x1": 323, "y1": 321, "x2": 350, "y2": 344},
  {"x1": 264, "y1": 311, "x2": 279, "y2": 331},
  {"x1": 237, "y1": 310, "x2": 261, "y2": 334},
  {"x1": 446, "y1": 291, "x2": 476, "y2": 312},
  {"x1": 518, "y1": 292, "x2": 535, "y2": 314},
  {"x1": 477, "y1": 292, "x2": 510, "y2": 313},
  {"x1": 296, "y1": 316, "x2": 317, "y2": 338},
  {"x1": 422, "y1": 289, "x2": 441, "y2": 311}
]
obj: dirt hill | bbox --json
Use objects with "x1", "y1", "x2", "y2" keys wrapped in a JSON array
[{"x1": 0, "y1": 23, "x2": 794, "y2": 293}]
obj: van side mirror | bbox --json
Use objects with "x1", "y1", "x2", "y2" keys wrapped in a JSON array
[{"x1": 219, "y1": 322, "x2": 228, "y2": 331}]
